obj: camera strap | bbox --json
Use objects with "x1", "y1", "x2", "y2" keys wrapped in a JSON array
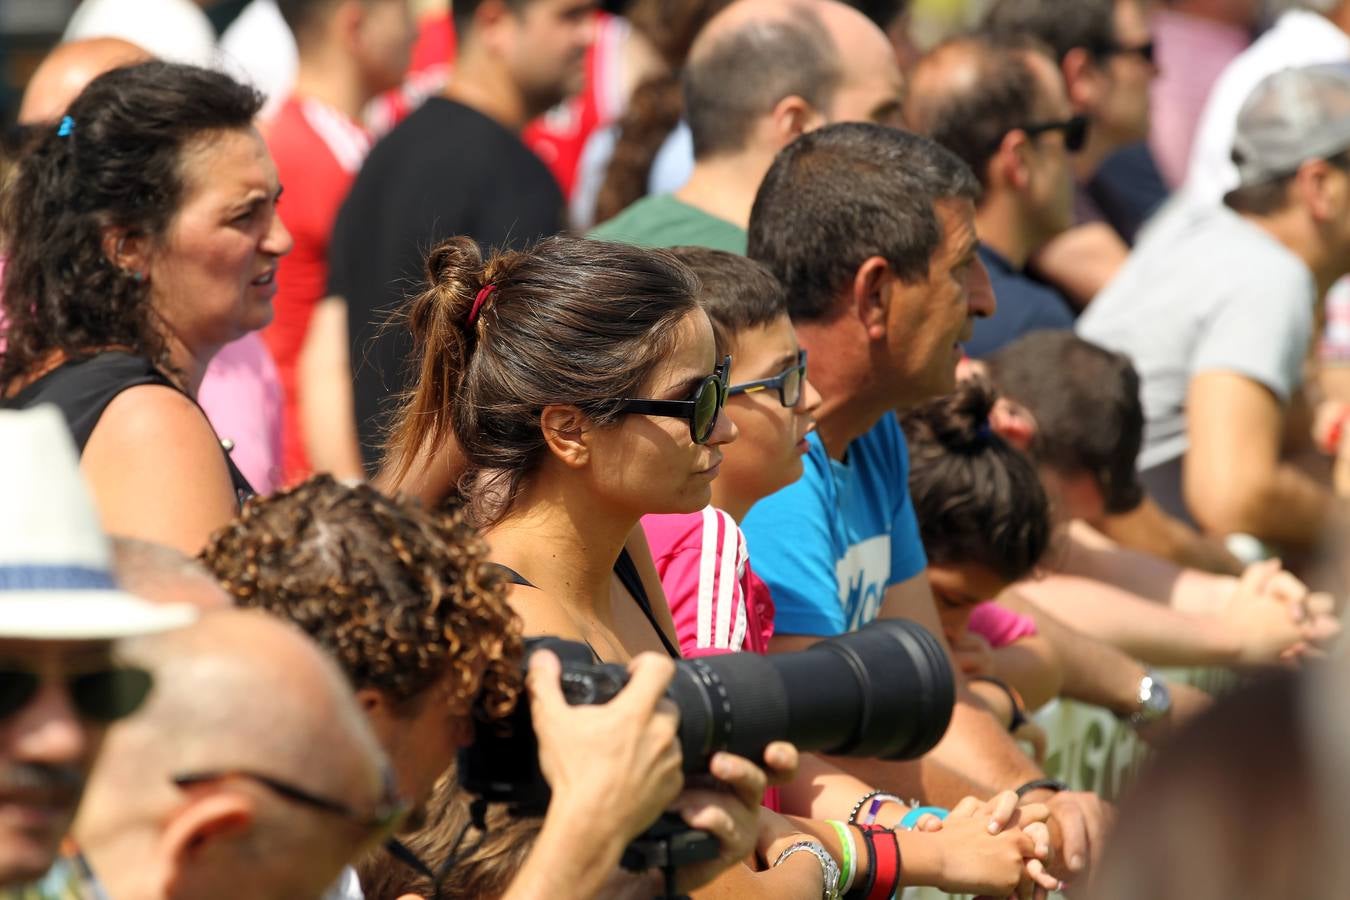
[{"x1": 383, "y1": 796, "x2": 489, "y2": 900}]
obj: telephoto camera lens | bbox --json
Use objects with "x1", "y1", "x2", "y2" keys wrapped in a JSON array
[{"x1": 666, "y1": 618, "x2": 954, "y2": 772}]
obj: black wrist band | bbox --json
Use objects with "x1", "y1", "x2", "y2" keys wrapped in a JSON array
[
  {"x1": 968, "y1": 674, "x2": 1028, "y2": 733},
  {"x1": 1015, "y1": 778, "x2": 1068, "y2": 799}
]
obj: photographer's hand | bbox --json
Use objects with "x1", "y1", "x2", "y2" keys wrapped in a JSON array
[
  {"x1": 670, "y1": 747, "x2": 791, "y2": 893},
  {"x1": 502, "y1": 650, "x2": 685, "y2": 900}
]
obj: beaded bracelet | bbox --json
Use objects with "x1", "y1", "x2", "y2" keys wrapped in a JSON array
[
  {"x1": 848, "y1": 790, "x2": 905, "y2": 826},
  {"x1": 826, "y1": 819, "x2": 856, "y2": 894}
]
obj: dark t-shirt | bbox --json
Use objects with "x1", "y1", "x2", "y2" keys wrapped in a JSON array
[
  {"x1": 966, "y1": 244, "x2": 1076, "y2": 359},
  {"x1": 328, "y1": 97, "x2": 565, "y2": 471}
]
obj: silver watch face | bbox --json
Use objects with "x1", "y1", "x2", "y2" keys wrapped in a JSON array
[{"x1": 1136, "y1": 673, "x2": 1172, "y2": 723}]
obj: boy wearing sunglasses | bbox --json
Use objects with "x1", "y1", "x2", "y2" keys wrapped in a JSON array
[{"x1": 0, "y1": 408, "x2": 194, "y2": 892}]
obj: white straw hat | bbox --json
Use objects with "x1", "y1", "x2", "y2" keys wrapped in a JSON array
[{"x1": 0, "y1": 405, "x2": 196, "y2": 640}]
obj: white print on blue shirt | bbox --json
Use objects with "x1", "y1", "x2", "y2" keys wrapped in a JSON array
[{"x1": 837, "y1": 534, "x2": 891, "y2": 631}]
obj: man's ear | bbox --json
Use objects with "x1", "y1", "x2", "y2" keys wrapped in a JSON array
[
  {"x1": 160, "y1": 792, "x2": 256, "y2": 896},
  {"x1": 355, "y1": 687, "x2": 395, "y2": 744},
  {"x1": 1060, "y1": 47, "x2": 1097, "y2": 113},
  {"x1": 989, "y1": 396, "x2": 1037, "y2": 451},
  {"x1": 990, "y1": 130, "x2": 1032, "y2": 192},
  {"x1": 850, "y1": 256, "x2": 893, "y2": 342},
  {"x1": 540, "y1": 404, "x2": 592, "y2": 469},
  {"x1": 769, "y1": 94, "x2": 828, "y2": 148},
  {"x1": 469, "y1": 0, "x2": 517, "y2": 53},
  {"x1": 1296, "y1": 158, "x2": 1344, "y2": 224},
  {"x1": 334, "y1": 0, "x2": 367, "y2": 53}
]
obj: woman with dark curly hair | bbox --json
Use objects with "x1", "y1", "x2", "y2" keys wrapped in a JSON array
[
  {"x1": 0, "y1": 60, "x2": 291, "y2": 554},
  {"x1": 200, "y1": 474, "x2": 523, "y2": 821}
]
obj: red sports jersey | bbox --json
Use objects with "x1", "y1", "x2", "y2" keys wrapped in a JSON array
[{"x1": 262, "y1": 96, "x2": 371, "y2": 484}]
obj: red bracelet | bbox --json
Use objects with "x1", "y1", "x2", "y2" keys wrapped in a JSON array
[
  {"x1": 863, "y1": 827, "x2": 900, "y2": 900},
  {"x1": 1324, "y1": 407, "x2": 1350, "y2": 455}
]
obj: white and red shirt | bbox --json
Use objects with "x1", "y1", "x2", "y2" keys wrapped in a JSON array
[{"x1": 642, "y1": 506, "x2": 776, "y2": 657}]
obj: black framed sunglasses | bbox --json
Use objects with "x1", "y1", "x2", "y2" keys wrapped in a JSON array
[
  {"x1": 1020, "y1": 115, "x2": 1090, "y2": 153},
  {"x1": 728, "y1": 350, "x2": 808, "y2": 409},
  {"x1": 617, "y1": 355, "x2": 730, "y2": 444},
  {"x1": 0, "y1": 666, "x2": 152, "y2": 723},
  {"x1": 1094, "y1": 39, "x2": 1156, "y2": 66},
  {"x1": 172, "y1": 767, "x2": 408, "y2": 836}
]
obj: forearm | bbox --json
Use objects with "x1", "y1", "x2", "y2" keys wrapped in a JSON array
[
  {"x1": 690, "y1": 858, "x2": 821, "y2": 900},
  {"x1": 1094, "y1": 498, "x2": 1243, "y2": 576},
  {"x1": 297, "y1": 299, "x2": 365, "y2": 480},
  {"x1": 1012, "y1": 574, "x2": 1240, "y2": 667},
  {"x1": 990, "y1": 635, "x2": 1064, "y2": 710},
  {"x1": 1192, "y1": 464, "x2": 1338, "y2": 548},
  {"x1": 504, "y1": 797, "x2": 631, "y2": 900},
  {"x1": 1000, "y1": 596, "x2": 1145, "y2": 715},
  {"x1": 778, "y1": 753, "x2": 907, "y2": 825}
]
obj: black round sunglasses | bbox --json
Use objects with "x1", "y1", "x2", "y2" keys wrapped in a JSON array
[{"x1": 616, "y1": 356, "x2": 730, "y2": 444}]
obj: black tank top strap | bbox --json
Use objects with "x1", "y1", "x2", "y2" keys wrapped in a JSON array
[
  {"x1": 2, "y1": 351, "x2": 255, "y2": 502},
  {"x1": 615, "y1": 547, "x2": 681, "y2": 659},
  {"x1": 490, "y1": 563, "x2": 535, "y2": 588}
]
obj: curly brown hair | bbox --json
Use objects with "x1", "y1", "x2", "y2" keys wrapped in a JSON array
[{"x1": 199, "y1": 475, "x2": 522, "y2": 722}]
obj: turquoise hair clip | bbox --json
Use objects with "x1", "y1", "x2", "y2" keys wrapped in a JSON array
[{"x1": 57, "y1": 116, "x2": 75, "y2": 138}]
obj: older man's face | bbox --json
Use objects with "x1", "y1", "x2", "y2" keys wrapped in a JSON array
[{"x1": 0, "y1": 640, "x2": 115, "y2": 886}]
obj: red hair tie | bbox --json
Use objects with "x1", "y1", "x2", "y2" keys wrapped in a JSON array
[{"x1": 467, "y1": 284, "x2": 497, "y2": 326}]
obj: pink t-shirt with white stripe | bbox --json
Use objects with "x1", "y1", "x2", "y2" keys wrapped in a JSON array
[{"x1": 641, "y1": 506, "x2": 775, "y2": 657}]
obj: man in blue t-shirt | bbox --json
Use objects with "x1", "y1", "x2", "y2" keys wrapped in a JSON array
[{"x1": 743, "y1": 123, "x2": 1110, "y2": 882}]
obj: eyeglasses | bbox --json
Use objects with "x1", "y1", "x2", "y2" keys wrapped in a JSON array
[
  {"x1": 172, "y1": 767, "x2": 408, "y2": 836},
  {"x1": 616, "y1": 356, "x2": 731, "y2": 444},
  {"x1": 728, "y1": 350, "x2": 808, "y2": 409},
  {"x1": 0, "y1": 666, "x2": 152, "y2": 723},
  {"x1": 1020, "y1": 115, "x2": 1090, "y2": 153},
  {"x1": 1094, "y1": 39, "x2": 1155, "y2": 66}
]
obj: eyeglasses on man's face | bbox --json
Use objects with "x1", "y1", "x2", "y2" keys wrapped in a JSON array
[
  {"x1": 728, "y1": 349, "x2": 808, "y2": 409},
  {"x1": 172, "y1": 767, "x2": 408, "y2": 837},
  {"x1": 616, "y1": 355, "x2": 731, "y2": 444}
]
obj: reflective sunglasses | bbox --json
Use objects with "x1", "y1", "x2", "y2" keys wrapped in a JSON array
[
  {"x1": 617, "y1": 355, "x2": 731, "y2": 444},
  {"x1": 728, "y1": 350, "x2": 808, "y2": 409},
  {"x1": 173, "y1": 767, "x2": 408, "y2": 836},
  {"x1": 0, "y1": 666, "x2": 152, "y2": 723},
  {"x1": 1021, "y1": 115, "x2": 1090, "y2": 153}
]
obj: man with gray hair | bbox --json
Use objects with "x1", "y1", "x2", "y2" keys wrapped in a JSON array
[
  {"x1": 1079, "y1": 64, "x2": 1350, "y2": 554},
  {"x1": 590, "y1": 0, "x2": 904, "y2": 252},
  {"x1": 71, "y1": 609, "x2": 394, "y2": 900}
]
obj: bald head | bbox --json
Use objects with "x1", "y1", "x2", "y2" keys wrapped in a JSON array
[
  {"x1": 75, "y1": 609, "x2": 387, "y2": 900},
  {"x1": 684, "y1": 0, "x2": 903, "y2": 160},
  {"x1": 18, "y1": 38, "x2": 151, "y2": 125},
  {"x1": 112, "y1": 537, "x2": 232, "y2": 612}
]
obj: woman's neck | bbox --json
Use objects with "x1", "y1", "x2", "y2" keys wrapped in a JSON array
[
  {"x1": 485, "y1": 475, "x2": 636, "y2": 617},
  {"x1": 157, "y1": 323, "x2": 217, "y2": 398}
]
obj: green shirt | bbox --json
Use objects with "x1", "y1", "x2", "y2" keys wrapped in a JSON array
[{"x1": 589, "y1": 194, "x2": 747, "y2": 254}]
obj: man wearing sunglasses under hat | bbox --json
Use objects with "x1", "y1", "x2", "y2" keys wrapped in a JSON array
[
  {"x1": 907, "y1": 33, "x2": 1084, "y2": 359},
  {"x1": 0, "y1": 406, "x2": 195, "y2": 892}
]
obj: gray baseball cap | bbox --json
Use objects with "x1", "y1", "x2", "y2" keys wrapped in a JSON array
[{"x1": 1232, "y1": 63, "x2": 1350, "y2": 187}]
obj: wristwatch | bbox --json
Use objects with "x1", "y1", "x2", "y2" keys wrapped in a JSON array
[{"x1": 1125, "y1": 668, "x2": 1172, "y2": 728}]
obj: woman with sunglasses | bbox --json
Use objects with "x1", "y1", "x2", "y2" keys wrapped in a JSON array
[{"x1": 384, "y1": 235, "x2": 808, "y2": 897}]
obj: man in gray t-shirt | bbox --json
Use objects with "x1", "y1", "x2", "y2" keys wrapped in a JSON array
[{"x1": 1079, "y1": 64, "x2": 1350, "y2": 551}]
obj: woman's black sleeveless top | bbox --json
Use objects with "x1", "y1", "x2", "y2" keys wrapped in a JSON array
[{"x1": 3, "y1": 352, "x2": 255, "y2": 502}]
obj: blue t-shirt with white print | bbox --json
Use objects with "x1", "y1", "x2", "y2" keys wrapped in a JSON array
[{"x1": 741, "y1": 413, "x2": 927, "y2": 636}]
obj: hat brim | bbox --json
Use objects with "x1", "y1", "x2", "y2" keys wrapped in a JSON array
[{"x1": 0, "y1": 590, "x2": 197, "y2": 640}]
